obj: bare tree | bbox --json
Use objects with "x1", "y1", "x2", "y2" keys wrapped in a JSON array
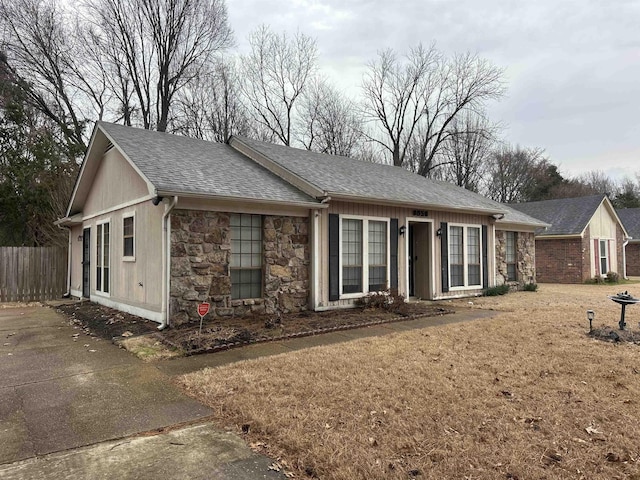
[
  {"x1": 240, "y1": 25, "x2": 318, "y2": 146},
  {"x1": 174, "y1": 56, "x2": 250, "y2": 142},
  {"x1": 361, "y1": 44, "x2": 505, "y2": 175},
  {"x1": 361, "y1": 44, "x2": 437, "y2": 167},
  {"x1": 438, "y1": 111, "x2": 498, "y2": 191},
  {"x1": 484, "y1": 145, "x2": 546, "y2": 204},
  {"x1": 84, "y1": 0, "x2": 233, "y2": 131},
  {"x1": 0, "y1": 0, "x2": 89, "y2": 153},
  {"x1": 298, "y1": 78, "x2": 363, "y2": 156}
]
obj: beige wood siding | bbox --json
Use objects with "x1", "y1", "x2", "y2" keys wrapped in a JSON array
[
  {"x1": 587, "y1": 202, "x2": 619, "y2": 277},
  {"x1": 85, "y1": 192, "x2": 164, "y2": 316},
  {"x1": 83, "y1": 148, "x2": 151, "y2": 216},
  {"x1": 318, "y1": 201, "x2": 495, "y2": 307}
]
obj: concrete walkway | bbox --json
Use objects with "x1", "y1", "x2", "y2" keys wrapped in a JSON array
[{"x1": 0, "y1": 306, "x2": 285, "y2": 479}]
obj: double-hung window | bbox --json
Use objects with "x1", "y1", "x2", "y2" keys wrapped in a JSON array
[
  {"x1": 449, "y1": 224, "x2": 482, "y2": 288},
  {"x1": 341, "y1": 217, "x2": 389, "y2": 295},
  {"x1": 123, "y1": 214, "x2": 135, "y2": 260},
  {"x1": 96, "y1": 221, "x2": 110, "y2": 294},
  {"x1": 506, "y1": 232, "x2": 517, "y2": 281},
  {"x1": 230, "y1": 214, "x2": 262, "y2": 299},
  {"x1": 599, "y1": 239, "x2": 609, "y2": 275}
]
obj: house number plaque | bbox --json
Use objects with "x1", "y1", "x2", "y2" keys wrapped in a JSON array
[{"x1": 412, "y1": 210, "x2": 429, "y2": 217}]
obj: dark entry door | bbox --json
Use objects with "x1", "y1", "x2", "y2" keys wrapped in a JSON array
[{"x1": 82, "y1": 228, "x2": 90, "y2": 298}]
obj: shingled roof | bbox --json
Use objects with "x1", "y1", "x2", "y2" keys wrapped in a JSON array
[
  {"x1": 509, "y1": 195, "x2": 607, "y2": 236},
  {"x1": 617, "y1": 208, "x2": 640, "y2": 241},
  {"x1": 232, "y1": 136, "x2": 508, "y2": 215},
  {"x1": 95, "y1": 122, "x2": 318, "y2": 205}
]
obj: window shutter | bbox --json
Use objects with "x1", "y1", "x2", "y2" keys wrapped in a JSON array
[
  {"x1": 390, "y1": 218, "x2": 398, "y2": 290},
  {"x1": 329, "y1": 214, "x2": 340, "y2": 301},
  {"x1": 440, "y1": 222, "x2": 449, "y2": 293},
  {"x1": 482, "y1": 225, "x2": 489, "y2": 288},
  {"x1": 594, "y1": 239, "x2": 599, "y2": 276}
]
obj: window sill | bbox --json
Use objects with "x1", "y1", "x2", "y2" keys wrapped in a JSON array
[
  {"x1": 122, "y1": 257, "x2": 136, "y2": 263},
  {"x1": 94, "y1": 291, "x2": 111, "y2": 298},
  {"x1": 449, "y1": 285, "x2": 483, "y2": 291}
]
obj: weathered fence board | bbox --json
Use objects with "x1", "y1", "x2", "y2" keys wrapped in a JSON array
[{"x1": 0, "y1": 247, "x2": 68, "y2": 302}]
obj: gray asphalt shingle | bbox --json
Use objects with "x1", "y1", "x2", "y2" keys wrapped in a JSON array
[
  {"x1": 617, "y1": 208, "x2": 640, "y2": 241},
  {"x1": 235, "y1": 136, "x2": 507, "y2": 214},
  {"x1": 509, "y1": 195, "x2": 606, "y2": 236},
  {"x1": 98, "y1": 122, "x2": 317, "y2": 205}
]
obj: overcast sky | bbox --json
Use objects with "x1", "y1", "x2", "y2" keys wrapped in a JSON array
[{"x1": 227, "y1": 0, "x2": 640, "y2": 181}]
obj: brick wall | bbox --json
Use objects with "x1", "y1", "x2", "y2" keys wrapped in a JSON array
[
  {"x1": 626, "y1": 243, "x2": 640, "y2": 276},
  {"x1": 169, "y1": 210, "x2": 309, "y2": 326},
  {"x1": 535, "y1": 236, "x2": 589, "y2": 283}
]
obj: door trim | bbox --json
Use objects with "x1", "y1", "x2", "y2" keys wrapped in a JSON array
[{"x1": 405, "y1": 218, "x2": 435, "y2": 299}]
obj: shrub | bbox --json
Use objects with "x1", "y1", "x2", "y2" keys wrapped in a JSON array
[
  {"x1": 522, "y1": 282, "x2": 538, "y2": 292},
  {"x1": 483, "y1": 284, "x2": 510, "y2": 296},
  {"x1": 356, "y1": 289, "x2": 405, "y2": 312},
  {"x1": 605, "y1": 271, "x2": 620, "y2": 283},
  {"x1": 589, "y1": 276, "x2": 605, "y2": 285}
]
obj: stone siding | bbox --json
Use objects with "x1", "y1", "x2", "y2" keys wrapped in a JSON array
[
  {"x1": 170, "y1": 210, "x2": 309, "y2": 326},
  {"x1": 495, "y1": 231, "x2": 536, "y2": 286}
]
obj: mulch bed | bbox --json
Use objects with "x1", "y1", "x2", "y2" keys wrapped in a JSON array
[
  {"x1": 589, "y1": 325, "x2": 640, "y2": 344},
  {"x1": 56, "y1": 301, "x2": 454, "y2": 356}
]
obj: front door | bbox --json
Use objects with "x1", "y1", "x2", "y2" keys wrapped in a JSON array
[
  {"x1": 82, "y1": 228, "x2": 90, "y2": 298},
  {"x1": 409, "y1": 222, "x2": 432, "y2": 299}
]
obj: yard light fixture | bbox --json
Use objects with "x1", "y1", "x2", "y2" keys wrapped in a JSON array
[{"x1": 587, "y1": 310, "x2": 595, "y2": 332}]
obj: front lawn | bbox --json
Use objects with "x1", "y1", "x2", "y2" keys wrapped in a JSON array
[{"x1": 178, "y1": 284, "x2": 640, "y2": 479}]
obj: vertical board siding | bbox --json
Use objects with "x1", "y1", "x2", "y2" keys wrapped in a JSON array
[{"x1": 0, "y1": 247, "x2": 68, "y2": 302}]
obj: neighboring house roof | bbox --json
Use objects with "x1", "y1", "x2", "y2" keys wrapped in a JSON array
[
  {"x1": 66, "y1": 122, "x2": 319, "y2": 216},
  {"x1": 232, "y1": 136, "x2": 508, "y2": 215},
  {"x1": 495, "y1": 203, "x2": 550, "y2": 230},
  {"x1": 510, "y1": 195, "x2": 610, "y2": 236},
  {"x1": 617, "y1": 208, "x2": 640, "y2": 242}
]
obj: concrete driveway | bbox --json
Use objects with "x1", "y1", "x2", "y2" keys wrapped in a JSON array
[{"x1": 0, "y1": 306, "x2": 285, "y2": 479}]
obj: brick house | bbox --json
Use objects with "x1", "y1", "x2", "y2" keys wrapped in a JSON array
[
  {"x1": 56, "y1": 122, "x2": 544, "y2": 327},
  {"x1": 617, "y1": 208, "x2": 640, "y2": 277},
  {"x1": 510, "y1": 195, "x2": 629, "y2": 283}
]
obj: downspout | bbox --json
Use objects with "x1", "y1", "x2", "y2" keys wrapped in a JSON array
[
  {"x1": 623, "y1": 237, "x2": 630, "y2": 280},
  {"x1": 159, "y1": 196, "x2": 178, "y2": 330},
  {"x1": 311, "y1": 196, "x2": 331, "y2": 310}
]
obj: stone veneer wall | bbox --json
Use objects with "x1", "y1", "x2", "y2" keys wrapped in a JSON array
[
  {"x1": 170, "y1": 210, "x2": 309, "y2": 326},
  {"x1": 495, "y1": 231, "x2": 536, "y2": 286}
]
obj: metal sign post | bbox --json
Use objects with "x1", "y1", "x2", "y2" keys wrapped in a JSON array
[{"x1": 197, "y1": 302, "x2": 210, "y2": 335}]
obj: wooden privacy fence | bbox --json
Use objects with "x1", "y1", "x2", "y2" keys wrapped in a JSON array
[{"x1": 0, "y1": 247, "x2": 68, "y2": 302}]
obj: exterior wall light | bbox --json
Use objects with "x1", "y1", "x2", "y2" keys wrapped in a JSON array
[
  {"x1": 436, "y1": 228, "x2": 442, "y2": 237},
  {"x1": 399, "y1": 225, "x2": 406, "y2": 236}
]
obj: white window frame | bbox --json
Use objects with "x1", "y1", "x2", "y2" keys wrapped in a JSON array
[
  {"x1": 448, "y1": 223, "x2": 483, "y2": 290},
  {"x1": 338, "y1": 215, "x2": 391, "y2": 299},
  {"x1": 95, "y1": 219, "x2": 111, "y2": 297},
  {"x1": 123, "y1": 212, "x2": 136, "y2": 262},
  {"x1": 599, "y1": 239, "x2": 609, "y2": 275}
]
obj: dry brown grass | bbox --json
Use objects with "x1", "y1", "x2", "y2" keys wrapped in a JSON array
[{"x1": 177, "y1": 284, "x2": 640, "y2": 480}]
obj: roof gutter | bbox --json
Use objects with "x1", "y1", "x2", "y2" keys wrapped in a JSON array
[
  {"x1": 159, "y1": 196, "x2": 178, "y2": 330},
  {"x1": 155, "y1": 190, "x2": 327, "y2": 210}
]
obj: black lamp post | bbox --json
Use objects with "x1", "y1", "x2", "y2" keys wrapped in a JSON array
[{"x1": 587, "y1": 310, "x2": 595, "y2": 333}]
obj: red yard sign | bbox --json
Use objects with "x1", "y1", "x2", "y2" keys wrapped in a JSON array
[{"x1": 197, "y1": 302, "x2": 210, "y2": 317}]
